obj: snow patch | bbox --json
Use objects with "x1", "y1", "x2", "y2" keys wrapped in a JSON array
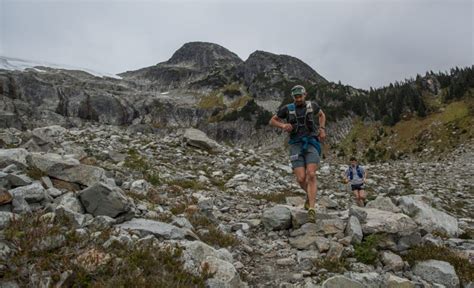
[{"x1": 0, "y1": 56, "x2": 121, "y2": 79}]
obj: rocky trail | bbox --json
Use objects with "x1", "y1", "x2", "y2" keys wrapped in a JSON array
[{"x1": 0, "y1": 124, "x2": 472, "y2": 287}]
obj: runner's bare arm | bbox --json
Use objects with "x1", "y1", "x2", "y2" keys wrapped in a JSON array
[
  {"x1": 318, "y1": 110, "x2": 326, "y2": 140},
  {"x1": 269, "y1": 115, "x2": 293, "y2": 132}
]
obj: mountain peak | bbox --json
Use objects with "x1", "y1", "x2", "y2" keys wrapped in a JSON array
[{"x1": 166, "y1": 41, "x2": 243, "y2": 68}]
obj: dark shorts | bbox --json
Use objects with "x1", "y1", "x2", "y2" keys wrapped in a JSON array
[
  {"x1": 351, "y1": 184, "x2": 365, "y2": 191},
  {"x1": 289, "y1": 143, "x2": 320, "y2": 169}
]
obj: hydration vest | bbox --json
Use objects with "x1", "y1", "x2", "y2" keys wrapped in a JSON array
[
  {"x1": 287, "y1": 101, "x2": 317, "y2": 139},
  {"x1": 348, "y1": 165, "x2": 364, "y2": 180}
]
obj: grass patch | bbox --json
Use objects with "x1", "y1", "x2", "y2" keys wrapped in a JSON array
[
  {"x1": 228, "y1": 95, "x2": 252, "y2": 110},
  {"x1": 198, "y1": 91, "x2": 225, "y2": 109},
  {"x1": 186, "y1": 212, "x2": 239, "y2": 248},
  {"x1": 170, "y1": 196, "x2": 198, "y2": 215},
  {"x1": 313, "y1": 258, "x2": 349, "y2": 274},
  {"x1": 126, "y1": 187, "x2": 165, "y2": 207},
  {"x1": 337, "y1": 99, "x2": 473, "y2": 161},
  {"x1": 209, "y1": 178, "x2": 227, "y2": 191},
  {"x1": 354, "y1": 234, "x2": 381, "y2": 265},
  {"x1": 26, "y1": 166, "x2": 47, "y2": 180},
  {"x1": 1, "y1": 213, "x2": 213, "y2": 287},
  {"x1": 124, "y1": 149, "x2": 150, "y2": 172},
  {"x1": 145, "y1": 171, "x2": 161, "y2": 186},
  {"x1": 459, "y1": 229, "x2": 474, "y2": 240},
  {"x1": 124, "y1": 150, "x2": 161, "y2": 186},
  {"x1": 404, "y1": 244, "x2": 474, "y2": 285},
  {"x1": 94, "y1": 243, "x2": 213, "y2": 287}
]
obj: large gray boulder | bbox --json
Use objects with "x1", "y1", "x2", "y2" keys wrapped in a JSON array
[
  {"x1": 288, "y1": 206, "x2": 336, "y2": 228},
  {"x1": 31, "y1": 125, "x2": 67, "y2": 143},
  {"x1": 289, "y1": 233, "x2": 318, "y2": 250},
  {"x1": 204, "y1": 256, "x2": 245, "y2": 288},
  {"x1": 55, "y1": 205, "x2": 88, "y2": 228},
  {"x1": 262, "y1": 205, "x2": 292, "y2": 230},
  {"x1": 381, "y1": 251, "x2": 405, "y2": 271},
  {"x1": 322, "y1": 275, "x2": 364, "y2": 288},
  {"x1": 27, "y1": 153, "x2": 105, "y2": 187},
  {"x1": 386, "y1": 274, "x2": 415, "y2": 288},
  {"x1": 0, "y1": 211, "x2": 14, "y2": 229},
  {"x1": 413, "y1": 260, "x2": 460, "y2": 288},
  {"x1": 9, "y1": 182, "x2": 46, "y2": 203},
  {"x1": 57, "y1": 193, "x2": 84, "y2": 213},
  {"x1": 78, "y1": 183, "x2": 134, "y2": 218},
  {"x1": 348, "y1": 272, "x2": 385, "y2": 288},
  {"x1": 345, "y1": 215, "x2": 363, "y2": 244},
  {"x1": 366, "y1": 196, "x2": 401, "y2": 213},
  {"x1": 0, "y1": 148, "x2": 29, "y2": 168},
  {"x1": 183, "y1": 128, "x2": 222, "y2": 151},
  {"x1": 27, "y1": 152, "x2": 79, "y2": 171},
  {"x1": 350, "y1": 206, "x2": 417, "y2": 236},
  {"x1": 398, "y1": 196, "x2": 459, "y2": 237},
  {"x1": 181, "y1": 241, "x2": 244, "y2": 287},
  {"x1": 117, "y1": 218, "x2": 197, "y2": 240}
]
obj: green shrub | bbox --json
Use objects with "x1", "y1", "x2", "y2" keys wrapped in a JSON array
[
  {"x1": 124, "y1": 149, "x2": 150, "y2": 172},
  {"x1": 26, "y1": 166, "x2": 47, "y2": 180},
  {"x1": 187, "y1": 212, "x2": 239, "y2": 248},
  {"x1": 354, "y1": 234, "x2": 381, "y2": 265},
  {"x1": 313, "y1": 258, "x2": 349, "y2": 273}
]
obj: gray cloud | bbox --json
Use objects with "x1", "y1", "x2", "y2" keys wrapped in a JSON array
[{"x1": 1, "y1": 0, "x2": 473, "y2": 88}]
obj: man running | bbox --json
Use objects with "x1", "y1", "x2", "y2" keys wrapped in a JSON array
[{"x1": 269, "y1": 85, "x2": 326, "y2": 222}]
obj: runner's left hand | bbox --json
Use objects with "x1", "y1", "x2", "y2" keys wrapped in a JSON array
[{"x1": 319, "y1": 128, "x2": 326, "y2": 141}]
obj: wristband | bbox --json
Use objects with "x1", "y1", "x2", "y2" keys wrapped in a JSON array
[{"x1": 319, "y1": 127, "x2": 325, "y2": 130}]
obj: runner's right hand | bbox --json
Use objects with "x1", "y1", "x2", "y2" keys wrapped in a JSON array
[{"x1": 282, "y1": 124, "x2": 293, "y2": 132}]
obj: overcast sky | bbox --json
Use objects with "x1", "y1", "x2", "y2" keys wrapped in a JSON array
[{"x1": 1, "y1": 0, "x2": 473, "y2": 89}]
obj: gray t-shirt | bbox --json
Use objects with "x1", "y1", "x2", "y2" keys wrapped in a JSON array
[{"x1": 346, "y1": 166, "x2": 365, "y2": 185}]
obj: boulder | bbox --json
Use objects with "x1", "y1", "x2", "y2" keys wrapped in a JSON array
[
  {"x1": 386, "y1": 274, "x2": 415, "y2": 288},
  {"x1": 345, "y1": 215, "x2": 363, "y2": 244},
  {"x1": 381, "y1": 251, "x2": 404, "y2": 271},
  {"x1": 0, "y1": 211, "x2": 14, "y2": 229},
  {"x1": 204, "y1": 256, "x2": 244, "y2": 288},
  {"x1": 0, "y1": 148, "x2": 29, "y2": 168},
  {"x1": 117, "y1": 218, "x2": 198, "y2": 240},
  {"x1": 322, "y1": 275, "x2": 364, "y2": 288},
  {"x1": 262, "y1": 205, "x2": 291, "y2": 230},
  {"x1": 350, "y1": 206, "x2": 417, "y2": 236},
  {"x1": 9, "y1": 182, "x2": 46, "y2": 203},
  {"x1": 27, "y1": 153, "x2": 106, "y2": 187},
  {"x1": 398, "y1": 196, "x2": 459, "y2": 237},
  {"x1": 78, "y1": 183, "x2": 134, "y2": 218},
  {"x1": 366, "y1": 196, "x2": 401, "y2": 213},
  {"x1": 183, "y1": 128, "x2": 222, "y2": 151},
  {"x1": 413, "y1": 260, "x2": 460, "y2": 288}
]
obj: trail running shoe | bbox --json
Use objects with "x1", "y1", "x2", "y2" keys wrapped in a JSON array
[
  {"x1": 304, "y1": 195, "x2": 310, "y2": 210},
  {"x1": 307, "y1": 208, "x2": 316, "y2": 223}
]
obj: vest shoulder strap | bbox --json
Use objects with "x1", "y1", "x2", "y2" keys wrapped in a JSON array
[
  {"x1": 305, "y1": 101, "x2": 313, "y2": 114},
  {"x1": 287, "y1": 103, "x2": 296, "y2": 115}
]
